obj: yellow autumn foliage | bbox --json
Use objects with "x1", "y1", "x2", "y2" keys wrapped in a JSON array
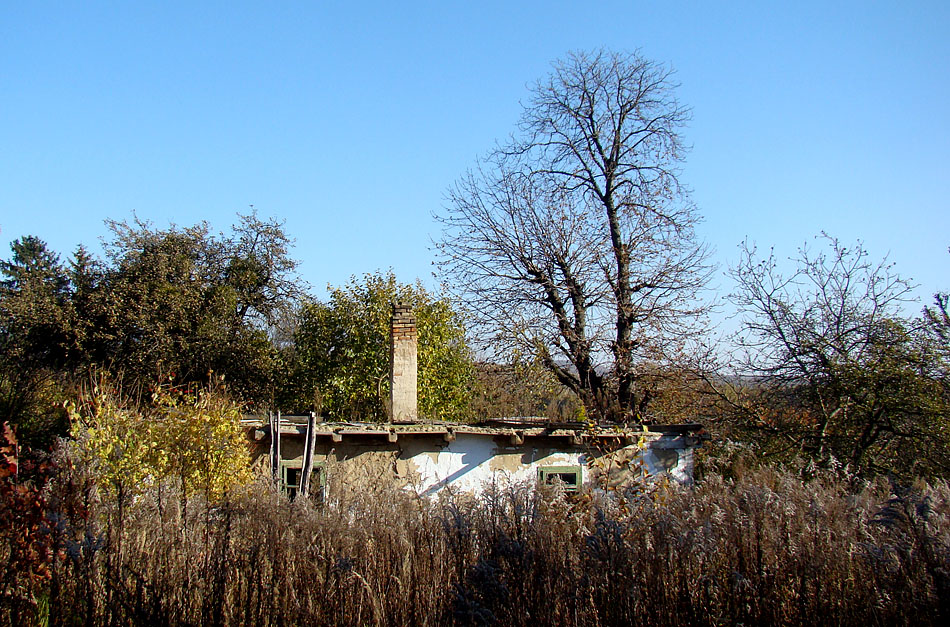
[
  {"x1": 67, "y1": 379, "x2": 252, "y2": 502},
  {"x1": 154, "y1": 384, "x2": 253, "y2": 500}
]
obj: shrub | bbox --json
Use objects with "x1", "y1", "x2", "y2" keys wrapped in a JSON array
[
  {"x1": 66, "y1": 378, "x2": 252, "y2": 504},
  {"x1": 0, "y1": 423, "x2": 57, "y2": 626}
]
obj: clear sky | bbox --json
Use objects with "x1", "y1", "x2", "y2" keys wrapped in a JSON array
[{"x1": 2, "y1": 1, "x2": 947, "y2": 316}]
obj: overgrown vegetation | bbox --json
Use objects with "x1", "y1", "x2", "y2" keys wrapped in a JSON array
[
  {"x1": 0, "y1": 220, "x2": 484, "y2": 442},
  {"x1": 2, "y1": 46, "x2": 949, "y2": 625},
  {"x1": 3, "y1": 208, "x2": 947, "y2": 480},
  {"x1": 288, "y1": 271, "x2": 475, "y2": 420},
  {"x1": 65, "y1": 379, "x2": 253, "y2": 503},
  {"x1": 0, "y1": 213, "x2": 304, "y2": 447},
  {"x1": 3, "y1": 435, "x2": 948, "y2": 626},
  {"x1": 702, "y1": 236, "x2": 950, "y2": 479}
]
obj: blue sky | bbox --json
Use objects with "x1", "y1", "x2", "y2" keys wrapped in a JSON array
[{"x1": 2, "y1": 1, "x2": 947, "y2": 317}]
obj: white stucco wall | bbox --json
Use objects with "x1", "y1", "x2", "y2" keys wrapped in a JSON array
[
  {"x1": 404, "y1": 434, "x2": 588, "y2": 496},
  {"x1": 392, "y1": 433, "x2": 694, "y2": 496},
  {"x1": 262, "y1": 426, "x2": 701, "y2": 498}
]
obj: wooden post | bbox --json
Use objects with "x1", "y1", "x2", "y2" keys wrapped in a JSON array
[
  {"x1": 299, "y1": 412, "x2": 317, "y2": 498},
  {"x1": 269, "y1": 411, "x2": 282, "y2": 488}
]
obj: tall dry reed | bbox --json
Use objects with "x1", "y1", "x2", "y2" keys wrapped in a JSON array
[{"x1": 12, "y1": 455, "x2": 950, "y2": 626}]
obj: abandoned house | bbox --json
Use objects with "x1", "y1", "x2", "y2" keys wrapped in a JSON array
[{"x1": 245, "y1": 303, "x2": 706, "y2": 500}]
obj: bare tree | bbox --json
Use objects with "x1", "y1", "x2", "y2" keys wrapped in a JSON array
[
  {"x1": 436, "y1": 50, "x2": 712, "y2": 422},
  {"x1": 723, "y1": 235, "x2": 950, "y2": 476}
]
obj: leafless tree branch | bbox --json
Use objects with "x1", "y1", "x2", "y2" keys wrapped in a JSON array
[{"x1": 436, "y1": 50, "x2": 713, "y2": 421}]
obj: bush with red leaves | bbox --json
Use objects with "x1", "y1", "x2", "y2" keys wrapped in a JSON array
[{"x1": 1, "y1": 422, "x2": 55, "y2": 624}]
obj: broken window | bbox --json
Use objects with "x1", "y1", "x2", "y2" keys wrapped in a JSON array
[
  {"x1": 653, "y1": 448, "x2": 680, "y2": 472},
  {"x1": 280, "y1": 459, "x2": 326, "y2": 502},
  {"x1": 538, "y1": 465, "x2": 582, "y2": 492}
]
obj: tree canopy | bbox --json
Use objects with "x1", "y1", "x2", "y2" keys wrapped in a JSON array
[
  {"x1": 0, "y1": 213, "x2": 303, "y2": 444},
  {"x1": 0, "y1": 237, "x2": 75, "y2": 446},
  {"x1": 292, "y1": 272, "x2": 474, "y2": 421},
  {"x1": 81, "y1": 213, "x2": 301, "y2": 400}
]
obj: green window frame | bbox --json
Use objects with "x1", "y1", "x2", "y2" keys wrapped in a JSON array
[
  {"x1": 538, "y1": 465, "x2": 582, "y2": 492},
  {"x1": 280, "y1": 459, "x2": 327, "y2": 502}
]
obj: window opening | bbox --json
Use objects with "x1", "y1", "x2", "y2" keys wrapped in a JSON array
[
  {"x1": 280, "y1": 459, "x2": 326, "y2": 502},
  {"x1": 538, "y1": 465, "x2": 582, "y2": 492}
]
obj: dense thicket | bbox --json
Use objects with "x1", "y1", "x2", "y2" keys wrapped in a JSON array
[
  {"x1": 4, "y1": 442, "x2": 948, "y2": 626},
  {"x1": 0, "y1": 218, "x2": 482, "y2": 443},
  {"x1": 0, "y1": 237, "x2": 74, "y2": 446},
  {"x1": 0, "y1": 214, "x2": 303, "y2": 445}
]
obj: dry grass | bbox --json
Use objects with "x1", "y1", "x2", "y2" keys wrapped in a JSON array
[{"x1": 11, "y1": 457, "x2": 950, "y2": 626}]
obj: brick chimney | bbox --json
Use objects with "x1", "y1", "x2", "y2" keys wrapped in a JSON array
[{"x1": 389, "y1": 302, "x2": 418, "y2": 422}]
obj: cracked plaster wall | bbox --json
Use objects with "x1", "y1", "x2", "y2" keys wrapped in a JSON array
[{"x1": 260, "y1": 432, "x2": 695, "y2": 498}]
